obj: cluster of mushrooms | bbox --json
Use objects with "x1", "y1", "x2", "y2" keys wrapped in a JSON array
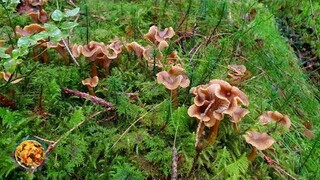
[{"x1": 16, "y1": 0, "x2": 48, "y2": 23}]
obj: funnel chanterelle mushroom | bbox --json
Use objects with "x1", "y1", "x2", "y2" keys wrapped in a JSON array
[
  {"x1": 258, "y1": 111, "x2": 291, "y2": 129},
  {"x1": 243, "y1": 130, "x2": 275, "y2": 161}
]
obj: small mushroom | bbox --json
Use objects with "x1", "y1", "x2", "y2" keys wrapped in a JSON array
[
  {"x1": 82, "y1": 76, "x2": 99, "y2": 96},
  {"x1": 15, "y1": 24, "x2": 45, "y2": 37},
  {"x1": 28, "y1": 0, "x2": 47, "y2": 7},
  {"x1": 144, "y1": 25, "x2": 175, "y2": 48},
  {"x1": 157, "y1": 65, "x2": 190, "y2": 108},
  {"x1": 243, "y1": 130, "x2": 275, "y2": 161},
  {"x1": 258, "y1": 111, "x2": 291, "y2": 129},
  {"x1": 27, "y1": 9, "x2": 49, "y2": 23},
  {"x1": 72, "y1": 41, "x2": 121, "y2": 77},
  {"x1": 230, "y1": 106, "x2": 250, "y2": 132},
  {"x1": 126, "y1": 42, "x2": 146, "y2": 66},
  {"x1": 0, "y1": 71, "x2": 23, "y2": 84},
  {"x1": 227, "y1": 64, "x2": 251, "y2": 85}
]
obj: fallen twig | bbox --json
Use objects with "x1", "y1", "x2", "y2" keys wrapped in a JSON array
[{"x1": 63, "y1": 88, "x2": 114, "y2": 109}]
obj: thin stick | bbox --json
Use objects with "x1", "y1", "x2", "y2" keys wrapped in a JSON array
[
  {"x1": 171, "y1": 127, "x2": 178, "y2": 180},
  {"x1": 61, "y1": 39, "x2": 80, "y2": 66},
  {"x1": 111, "y1": 102, "x2": 164, "y2": 149}
]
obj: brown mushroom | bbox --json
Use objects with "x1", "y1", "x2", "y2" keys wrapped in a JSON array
[
  {"x1": 188, "y1": 79, "x2": 249, "y2": 145},
  {"x1": 243, "y1": 130, "x2": 275, "y2": 161},
  {"x1": 0, "y1": 72, "x2": 23, "y2": 84},
  {"x1": 82, "y1": 76, "x2": 99, "y2": 96},
  {"x1": 126, "y1": 42, "x2": 146, "y2": 66},
  {"x1": 227, "y1": 64, "x2": 251, "y2": 85},
  {"x1": 157, "y1": 65, "x2": 190, "y2": 108},
  {"x1": 27, "y1": 9, "x2": 49, "y2": 23},
  {"x1": 15, "y1": 24, "x2": 45, "y2": 37},
  {"x1": 28, "y1": 0, "x2": 47, "y2": 7},
  {"x1": 230, "y1": 106, "x2": 250, "y2": 132},
  {"x1": 144, "y1": 25, "x2": 175, "y2": 48},
  {"x1": 72, "y1": 41, "x2": 121, "y2": 77},
  {"x1": 258, "y1": 111, "x2": 291, "y2": 129}
]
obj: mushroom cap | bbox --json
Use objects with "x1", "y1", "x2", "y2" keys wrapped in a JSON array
[
  {"x1": 29, "y1": 0, "x2": 47, "y2": 6},
  {"x1": 230, "y1": 106, "x2": 250, "y2": 123},
  {"x1": 126, "y1": 42, "x2": 145, "y2": 59},
  {"x1": 73, "y1": 41, "x2": 119, "y2": 62},
  {"x1": 27, "y1": 9, "x2": 48, "y2": 23},
  {"x1": 243, "y1": 130, "x2": 275, "y2": 150},
  {"x1": 15, "y1": 24, "x2": 45, "y2": 37},
  {"x1": 156, "y1": 65, "x2": 190, "y2": 90},
  {"x1": 258, "y1": 111, "x2": 291, "y2": 129},
  {"x1": 228, "y1": 65, "x2": 247, "y2": 76},
  {"x1": 0, "y1": 72, "x2": 23, "y2": 84},
  {"x1": 144, "y1": 26, "x2": 158, "y2": 44},
  {"x1": 82, "y1": 76, "x2": 99, "y2": 87},
  {"x1": 157, "y1": 40, "x2": 169, "y2": 50},
  {"x1": 188, "y1": 104, "x2": 224, "y2": 127},
  {"x1": 144, "y1": 25, "x2": 175, "y2": 45},
  {"x1": 108, "y1": 39, "x2": 123, "y2": 55},
  {"x1": 155, "y1": 27, "x2": 175, "y2": 42}
]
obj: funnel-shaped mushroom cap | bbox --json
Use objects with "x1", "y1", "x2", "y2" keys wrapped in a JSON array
[
  {"x1": 82, "y1": 76, "x2": 99, "y2": 88},
  {"x1": 0, "y1": 72, "x2": 23, "y2": 84},
  {"x1": 144, "y1": 25, "x2": 175, "y2": 44},
  {"x1": 126, "y1": 42, "x2": 145, "y2": 59},
  {"x1": 108, "y1": 39, "x2": 123, "y2": 55},
  {"x1": 156, "y1": 66, "x2": 190, "y2": 90},
  {"x1": 72, "y1": 41, "x2": 117, "y2": 62},
  {"x1": 29, "y1": 0, "x2": 47, "y2": 6},
  {"x1": 188, "y1": 104, "x2": 224, "y2": 127},
  {"x1": 155, "y1": 27, "x2": 175, "y2": 42},
  {"x1": 258, "y1": 111, "x2": 291, "y2": 129},
  {"x1": 15, "y1": 24, "x2": 45, "y2": 37},
  {"x1": 228, "y1": 65, "x2": 247, "y2": 76},
  {"x1": 243, "y1": 131, "x2": 275, "y2": 150},
  {"x1": 144, "y1": 26, "x2": 158, "y2": 44},
  {"x1": 158, "y1": 40, "x2": 169, "y2": 50},
  {"x1": 27, "y1": 9, "x2": 48, "y2": 23},
  {"x1": 230, "y1": 106, "x2": 250, "y2": 123}
]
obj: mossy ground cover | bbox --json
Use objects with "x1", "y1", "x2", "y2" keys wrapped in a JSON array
[{"x1": 0, "y1": 0, "x2": 319, "y2": 179}]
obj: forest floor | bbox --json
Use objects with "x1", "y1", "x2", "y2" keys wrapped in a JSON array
[{"x1": 0, "y1": 0, "x2": 320, "y2": 179}]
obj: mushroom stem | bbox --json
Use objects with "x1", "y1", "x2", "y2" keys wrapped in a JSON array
[
  {"x1": 103, "y1": 61, "x2": 110, "y2": 78},
  {"x1": 248, "y1": 146, "x2": 258, "y2": 162},
  {"x1": 233, "y1": 123, "x2": 238, "y2": 132},
  {"x1": 42, "y1": 48, "x2": 48, "y2": 64},
  {"x1": 87, "y1": 86, "x2": 95, "y2": 96},
  {"x1": 207, "y1": 120, "x2": 221, "y2": 144},
  {"x1": 90, "y1": 62, "x2": 98, "y2": 77},
  {"x1": 171, "y1": 88, "x2": 178, "y2": 109},
  {"x1": 195, "y1": 121, "x2": 205, "y2": 151}
]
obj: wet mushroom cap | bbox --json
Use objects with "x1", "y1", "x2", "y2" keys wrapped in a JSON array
[
  {"x1": 230, "y1": 106, "x2": 250, "y2": 123},
  {"x1": 29, "y1": 0, "x2": 47, "y2": 6},
  {"x1": 228, "y1": 65, "x2": 247, "y2": 76},
  {"x1": 126, "y1": 42, "x2": 145, "y2": 59},
  {"x1": 15, "y1": 24, "x2": 45, "y2": 37},
  {"x1": 156, "y1": 66, "x2": 190, "y2": 90},
  {"x1": 82, "y1": 76, "x2": 99, "y2": 88},
  {"x1": 258, "y1": 111, "x2": 291, "y2": 129},
  {"x1": 243, "y1": 130, "x2": 275, "y2": 150}
]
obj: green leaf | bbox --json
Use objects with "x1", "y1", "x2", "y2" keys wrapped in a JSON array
[
  {"x1": 11, "y1": 48, "x2": 29, "y2": 59},
  {"x1": 44, "y1": 23, "x2": 64, "y2": 42},
  {"x1": 60, "y1": 22, "x2": 78, "y2": 30},
  {"x1": 65, "y1": 7, "x2": 80, "y2": 17},
  {"x1": 3, "y1": 59, "x2": 22, "y2": 73},
  {"x1": 33, "y1": 31, "x2": 48, "y2": 41},
  {"x1": 51, "y1": 9, "x2": 64, "y2": 21},
  {"x1": 17, "y1": 36, "x2": 37, "y2": 48}
]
